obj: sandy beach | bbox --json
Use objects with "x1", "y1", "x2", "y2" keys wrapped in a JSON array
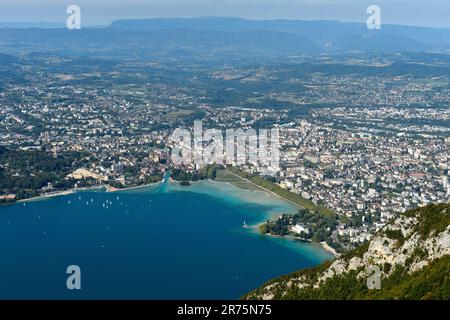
[
  {"x1": 15, "y1": 180, "x2": 163, "y2": 204},
  {"x1": 320, "y1": 241, "x2": 340, "y2": 258},
  {"x1": 17, "y1": 189, "x2": 76, "y2": 203},
  {"x1": 16, "y1": 185, "x2": 106, "y2": 203},
  {"x1": 106, "y1": 181, "x2": 161, "y2": 192}
]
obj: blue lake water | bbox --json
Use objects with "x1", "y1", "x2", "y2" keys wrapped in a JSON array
[{"x1": 0, "y1": 179, "x2": 333, "y2": 299}]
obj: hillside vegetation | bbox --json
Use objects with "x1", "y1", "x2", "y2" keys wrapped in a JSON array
[{"x1": 244, "y1": 203, "x2": 450, "y2": 300}]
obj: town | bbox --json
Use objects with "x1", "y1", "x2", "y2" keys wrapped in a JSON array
[{"x1": 0, "y1": 50, "x2": 448, "y2": 251}]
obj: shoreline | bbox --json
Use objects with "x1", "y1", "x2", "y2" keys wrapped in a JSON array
[
  {"x1": 172, "y1": 178, "x2": 339, "y2": 259},
  {"x1": 15, "y1": 179, "x2": 163, "y2": 204},
  {"x1": 255, "y1": 223, "x2": 340, "y2": 258},
  {"x1": 9, "y1": 176, "x2": 339, "y2": 260},
  {"x1": 16, "y1": 185, "x2": 106, "y2": 204},
  {"x1": 320, "y1": 241, "x2": 340, "y2": 258},
  {"x1": 211, "y1": 171, "x2": 340, "y2": 258},
  {"x1": 17, "y1": 190, "x2": 76, "y2": 203},
  {"x1": 106, "y1": 180, "x2": 162, "y2": 192},
  {"x1": 223, "y1": 170, "x2": 307, "y2": 210},
  {"x1": 171, "y1": 178, "x2": 297, "y2": 217}
]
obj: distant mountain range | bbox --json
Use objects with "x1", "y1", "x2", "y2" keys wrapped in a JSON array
[
  {"x1": 0, "y1": 17, "x2": 449, "y2": 58},
  {"x1": 0, "y1": 22, "x2": 65, "y2": 29},
  {"x1": 244, "y1": 203, "x2": 450, "y2": 300},
  {"x1": 109, "y1": 17, "x2": 450, "y2": 52}
]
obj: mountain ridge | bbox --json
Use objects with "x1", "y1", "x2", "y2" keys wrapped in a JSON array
[
  {"x1": 1, "y1": 17, "x2": 449, "y2": 56},
  {"x1": 109, "y1": 17, "x2": 450, "y2": 47}
]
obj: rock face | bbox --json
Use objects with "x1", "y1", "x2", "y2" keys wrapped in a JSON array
[{"x1": 244, "y1": 203, "x2": 450, "y2": 300}]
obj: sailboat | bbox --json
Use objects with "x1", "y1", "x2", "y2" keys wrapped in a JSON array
[{"x1": 243, "y1": 221, "x2": 248, "y2": 229}]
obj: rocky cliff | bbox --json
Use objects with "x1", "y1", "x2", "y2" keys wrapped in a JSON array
[{"x1": 244, "y1": 203, "x2": 450, "y2": 300}]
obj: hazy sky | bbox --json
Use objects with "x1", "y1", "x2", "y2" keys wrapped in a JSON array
[{"x1": 0, "y1": 0, "x2": 449, "y2": 28}]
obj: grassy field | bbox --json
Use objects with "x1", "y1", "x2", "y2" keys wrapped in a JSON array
[
  {"x1": 165, "y1": 109, "x2": 195, "y2": 120},
  {"x1": 223, "y1": 168, "x2": 336, "y2": 218},
  {"x1": 215, "y1": 169, "x2": 262, "y2": 191}
]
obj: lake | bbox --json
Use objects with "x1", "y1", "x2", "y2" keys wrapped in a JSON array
[{"x1": 0, "y1": 179, "x2": 333, "y2": 299}]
